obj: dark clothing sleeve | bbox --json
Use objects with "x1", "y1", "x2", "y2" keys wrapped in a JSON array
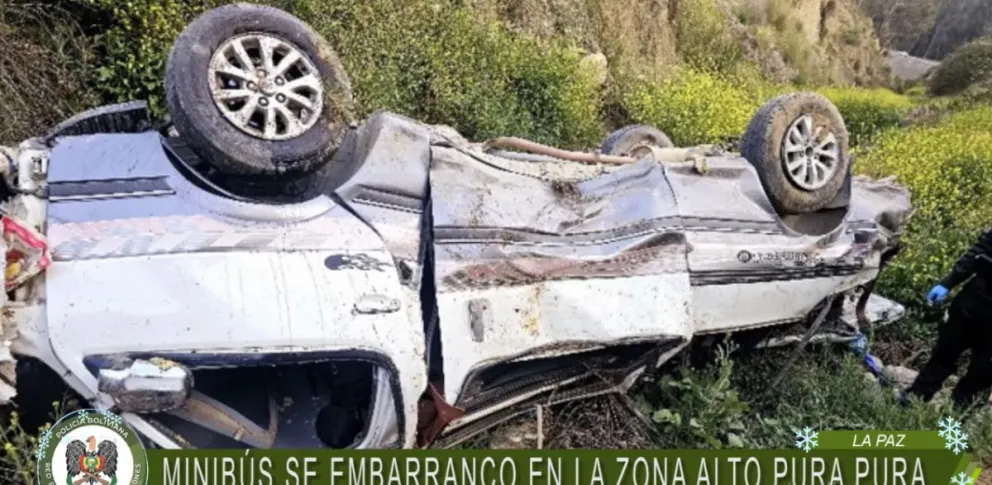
[{"x1": 939, "y1": 227, "x2": 992, "y2": 290}]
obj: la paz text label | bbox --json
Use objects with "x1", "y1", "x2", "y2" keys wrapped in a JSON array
[{"x1": 852, "y1": 434, "x2": 907, "y2": 448}]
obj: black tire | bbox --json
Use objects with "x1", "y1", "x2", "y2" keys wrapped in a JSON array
[
  {"x1": 165, "y1": 3, "x2": 355, "y2": 181},
  {"x1": 740, "y1": 92, "x2": 850, "y2": 215},
  {"x1": 600, "y1": 125, "x2": 674, "y2": 156}
]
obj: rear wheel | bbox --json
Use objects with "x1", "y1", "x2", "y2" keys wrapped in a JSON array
[
  {"x1": 600, "y1": 125, "x2": 674, "y2": 157},
  {"x1": 740, "y1": 92, "x2": 850, "y2": 214},
  {"x1": 165, "y1": 3, "x2": 354, "y2": 185}
]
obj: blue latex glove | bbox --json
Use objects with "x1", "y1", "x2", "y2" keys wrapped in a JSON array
[{"x1": 926, "y1": 284, "x2": 949, "y2": 305}]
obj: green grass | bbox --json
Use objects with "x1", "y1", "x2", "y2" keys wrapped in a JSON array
[
  {"x1": 674, "y1": 0, "x2": 743, "y2": 73},
  {"x1": 858, "y1": 105, "x2": 992, "y2": 323},
  {"x1": 638, "y1": 344, "x2": 992, "y2": 463}
]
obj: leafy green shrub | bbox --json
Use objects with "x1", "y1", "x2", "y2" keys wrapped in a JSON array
[
  {"x1": 841, "y1": 26, "x2": 862, "y2": 46},
  {"x1": 929, "y1": 39, "x2": 992, "y2": 97},
  {"x1": 765, "y1": 0, "x2": 791, "y2": 33},
  {"x1": 819, "y1": 87, "x2": 913, "y2": 146},
  {"x1": 75, "y1": 0, "x2": 211, "y2": 116},
  {"x1": 778, "y1": 25, "x2": 811, "y2": 68},
  {"x1": 857, "y1": 105, "x2": 992, "y2": 318},
  {"x1": 301, "y1": 0, "x2": 603, "y2": 147},
  {"x1": 646, "y1": 343, "x2": 752, "y2": 449},
  {"x1": 618, "y1": 68, "x2": 765, "y2": 146}
]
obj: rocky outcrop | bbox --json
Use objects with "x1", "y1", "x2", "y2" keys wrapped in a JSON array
[
  {"x1": 910, "y1": 0, "x2": 992, "y2": 60},
  {"x1": 861, "y1": 0, "x2": 942, "y2": 53},
  {"x1": 865, "y1": 0, "x2": 992, "y2": 61}
]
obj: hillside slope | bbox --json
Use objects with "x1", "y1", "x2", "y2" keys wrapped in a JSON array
[
  {"x1": 910, "y1": 0, "x2": 992, "y2": 60},
  {"x1": 468, "y1": 0, "x2": 890, "y2": 85},
  {"x1": 864, "y1": 0, "x2": 992, "y2": 60}
]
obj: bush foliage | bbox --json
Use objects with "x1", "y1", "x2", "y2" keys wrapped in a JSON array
[
  {"x1": 75, "y1": 0, "x2": 216, "y2": 116},
  {"x1": 0, "y1": 402, "x2": 67, "y2": 485},
  {"x1": 647, "y1": 343, "x2": 750, "y2": 449},
  {"x1": 306, "y1": 0, "x2": 604, "y2": 147},
  {"x1": 929, "y1": 39, "x2": 992, "y2": 97}
]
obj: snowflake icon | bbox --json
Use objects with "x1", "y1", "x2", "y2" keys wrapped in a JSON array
[
  {"x1": 950, "y1": 472, "x2": 974, "y2": 485},
  {"x1": 795, "y1": 426, "x2": 819, "y2": 453},
  {"x1": 35, "y1": 429, "x2": 52, "y2": 460},
  {"x1": 939, "y1": 417, "x2": 962, "y2": 439},
  {"x1": 945, "y1": 429, "x2": 969, "y2": 455},
  {"x1": 101, "y1": 410, "x2": 123, "y2": 426},
  {"x1": 937, "y1": 416, "x2": 969, "y2": 454},
  {"x1": 77, "y1": 410, "x2": 89, "y2": 419},
  {"x1": 38, "y1": 429, "x2": 51, "y2": 449}
]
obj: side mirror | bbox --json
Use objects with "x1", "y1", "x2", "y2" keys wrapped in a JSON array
[{"x1": 97, "y1": 357, "x2": 192, "y2": 414}]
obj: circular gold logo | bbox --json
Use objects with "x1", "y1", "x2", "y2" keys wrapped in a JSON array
[{"x1": 36, "y1": 409, "x2": 147, "y2": 485}]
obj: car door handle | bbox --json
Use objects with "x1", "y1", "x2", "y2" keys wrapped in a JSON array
[{"x1": 353, "y1": 294, "x2": 400, "y2": 314}]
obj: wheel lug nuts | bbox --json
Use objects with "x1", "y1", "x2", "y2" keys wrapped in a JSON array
[
  {"x1": 276, "y1": 94, "x2": 286, "y2": 103},
  {"x1": 259, "y1": 97, "x2": 269, "y2": 106},
  {"x1": 275, "y1": 77, "x2": 285, "y2": 86},
  {"x1": 246, "y1": 82, "x2": 257, "y2": 91},
  {"x1": 257, "y1": 69, "x2": 267, "y2": 77}
]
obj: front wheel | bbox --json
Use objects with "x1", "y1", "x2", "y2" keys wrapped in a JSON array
[
  {"x1": 165, "y1": 3, "x2": 355, "y2": 184},
  {"x1": 740, "y1": 92, "x2": 850, "y2": 215}
]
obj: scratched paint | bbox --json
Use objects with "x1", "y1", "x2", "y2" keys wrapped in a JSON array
[{"x1": 521, "y1": 284, "x2": 542, "y2": 337}]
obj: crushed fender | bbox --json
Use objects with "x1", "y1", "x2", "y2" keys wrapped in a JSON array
[{"x1": 0, "y1": 213, "x2": 51, "y2": 404}]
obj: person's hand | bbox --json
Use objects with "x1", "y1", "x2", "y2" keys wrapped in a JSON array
[{"x1": 926, "y1": 284, "x2": 949, "y2": 305}]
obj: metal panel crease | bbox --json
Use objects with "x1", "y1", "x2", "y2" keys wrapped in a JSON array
[{"x1": 429, "y1": 148, "x2": 694, "y2": 402}]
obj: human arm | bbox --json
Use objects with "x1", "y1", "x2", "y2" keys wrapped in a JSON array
[{"x1": 938, "y1": 227, "x2": 992, "y2": 291}]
